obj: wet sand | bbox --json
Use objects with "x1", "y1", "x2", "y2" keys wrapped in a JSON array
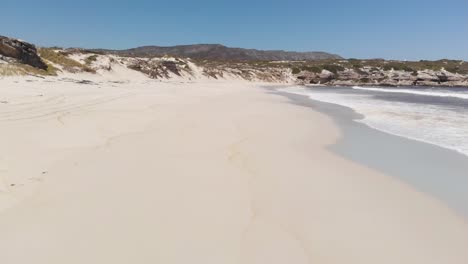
[{"x1": 278, "y1": 91, "x2": 468, "y2": 218}]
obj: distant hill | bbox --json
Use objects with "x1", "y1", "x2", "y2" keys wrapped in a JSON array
[
  {"x1": 93, "y1": 44, "x2": 342, "y2": 61},
  {"x1": 3, "y1": 35, "x2": 466, "y2": 87}
]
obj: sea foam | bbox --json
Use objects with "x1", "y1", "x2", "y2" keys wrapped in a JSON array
[
  {"x1": 280, "y1": 86, "x2": 468, "y2": 157},
  {"x1": 352, "y1": 86, "x2": 468, "y2": 100}
]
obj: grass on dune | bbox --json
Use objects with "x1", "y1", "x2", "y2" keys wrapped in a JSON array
[
  {"x1": 0, "y1": 62, "x2": 56, "y2": 76},
  {"x1": 38, "y1": 48, "x2": 95, "y2": 73},
  {"x1": 84, "y1": 54, "x2": 98, "y2": 65},
  {"x1": 0, "y1": 48, "x2": 95, "y2": 76}
]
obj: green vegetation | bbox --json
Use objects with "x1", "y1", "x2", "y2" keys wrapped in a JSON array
[
  {"x1": 348, "y1": 58, "x2": 363, "y2": 69},
  {"x1": 382, "y1": 62, "x2": 414, "y2": 72},
  {"x1": 193, "y1": 57, "x2": 468, "y2": 85},
  {"x1": 288, "y1": 63, "x2": 344, "y2": 75},
  {"x1": 1, "y1": 48, "x2": 102, "y2": 76},
  {"x1": 441, "y1": 61, "x2": 468, "y2": 74},
  {"x1": 282, "y1": 58, "x2": 468, "y2": 75},
  {"x1": 38, "y1": 48, "x2": 95, "y2": 73},
  {"x1": 302, "y1": 66, "x2": 322, "y2": 73},
  {"x1": 84, "y1": 55, "x2": 98, "y2": 65},
  {"x1": 291, "y1": 68, "x2": 301, "y2": 74},
  {"x1": 0, "y1": 62, "x2": 55, "y2": 76},
  {"x1": 322, "y1": 64, "x2": 345, "y2": 74},
  {"x1": 0, "y1": 64, "x2": 29, "y2": 76}
]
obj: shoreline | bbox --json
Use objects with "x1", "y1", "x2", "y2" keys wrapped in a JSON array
[
  {"x1": 302, "y1": 83, "x2": 468, "y2": 88},
  {"x1": 275, "y1": 89, "x2": 468, "y2": 219}
]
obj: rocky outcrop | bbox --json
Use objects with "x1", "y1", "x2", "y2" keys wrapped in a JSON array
[
  {"x1": 294, "y1": 68, "x2": 468, "y2": 87},
  {"x1": 0, "y1": 36, "x2": 47, "y2": 70}
]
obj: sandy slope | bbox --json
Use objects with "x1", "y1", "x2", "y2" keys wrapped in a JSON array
[{"x1": 0, "y1": 76, "x2": 467, "y2": 264}]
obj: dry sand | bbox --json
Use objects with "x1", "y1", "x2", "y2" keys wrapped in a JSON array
[{"x1": 0, "y1": 76, "x2": 467, "y2": 264}]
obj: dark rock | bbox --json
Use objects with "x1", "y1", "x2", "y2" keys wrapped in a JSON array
[
  {"x1": 161, "y1": 61, "x2": 181, "y2": 76},
  {"x1": 76, "y1": 80, "x2": 95, "y2": 85},
  {"x1": 319, "y1": 76, "x2": 333, "y2": 83},
  {"x1": 437, "y1": 74, "x2": 449, "y2": 82},
  {"x1": 0, "y1": 35, "x2": 48, "y2": 70}
]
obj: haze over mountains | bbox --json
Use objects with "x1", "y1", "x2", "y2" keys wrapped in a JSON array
[{"x1": 94, "y1": 44, "x2": 343, "y2": 61}]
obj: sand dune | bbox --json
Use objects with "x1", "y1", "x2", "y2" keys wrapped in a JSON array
[{"x1": 0, "y1": 76, "x2": 467, "y2": 263}]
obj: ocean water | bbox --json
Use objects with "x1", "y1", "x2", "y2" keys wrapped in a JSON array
[{"x1": 279, "y1": 86, "x2": 468, "y2": 157}]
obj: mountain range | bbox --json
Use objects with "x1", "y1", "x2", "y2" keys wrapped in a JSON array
[{"x1": 94, "y1": 44, "x2": 342, "y2": 61}]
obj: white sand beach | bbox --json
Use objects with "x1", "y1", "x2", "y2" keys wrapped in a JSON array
[{"x1": 0, "y1": 76, "x2": 467, "y2": 264}]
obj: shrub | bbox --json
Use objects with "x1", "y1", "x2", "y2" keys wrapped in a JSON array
[
  {"x1": 383, "y1": 62, "x2": 413, "y2": 72},
  {"x1": 302, "y1": 66, "x2": 323, "y2": 73},
  {"x1": 39, "y1": 48, "x2": 95, "y2": 73},
  {"x1": 0, "y1": 62, "x2": 56, "y2": 76},
  {"x1": 291, "y1": 67, "x2": 301, "y2": 74},
  {"x1": 84, "y1": 55, "x2": 98, "y2": 65},
  {"x1": 322, "y1": 64, "x2": 344, "y2": 74}
]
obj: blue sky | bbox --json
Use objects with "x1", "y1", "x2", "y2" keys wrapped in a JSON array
[{"x1": 1, "y1": 0, "x2": 467, "y2": 60}]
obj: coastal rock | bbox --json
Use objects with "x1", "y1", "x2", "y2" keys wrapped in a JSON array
[
  {"x1": 0, "y1": 36, "x2": 47, "y2": 70},
  {"x1": 440, "y1": 71, "x2": 464, "y2": 82},
  {"x1": 317, "y1": 70, "x2": 335, "y2": 83},
  {"x1": 292, "y1": 66, "x2": 468, "y2": 87},
  {"x1": 336, "y1": 69, "x2": 361, "y2": 81}
]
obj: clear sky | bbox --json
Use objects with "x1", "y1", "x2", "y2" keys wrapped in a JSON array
[{"x1": 1, "y1": 0, "x2": 467, "y2": 60}]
